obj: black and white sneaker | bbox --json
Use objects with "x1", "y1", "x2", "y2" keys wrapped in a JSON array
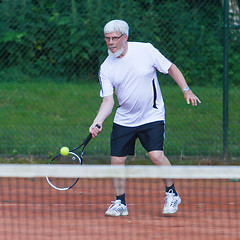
[
  {"x1": 105, "y1": 200, "x2": 129, "y2": 217},
  {"x1": 163, "y1": 189, "x2": 181, "y2": 214}
]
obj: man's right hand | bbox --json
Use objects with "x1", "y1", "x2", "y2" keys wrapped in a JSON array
[{"x1": 89, "y1": 124, "x2": 102, "y2": 138}]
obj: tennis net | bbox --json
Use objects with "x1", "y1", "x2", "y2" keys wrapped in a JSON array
[{"x1": 0, "y1": 164, "x2": 239, "y2": 240}]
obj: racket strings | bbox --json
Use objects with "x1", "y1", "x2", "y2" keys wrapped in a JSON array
[{"x1": 46, "y1": 152, "x2": 81, "y2": 190}]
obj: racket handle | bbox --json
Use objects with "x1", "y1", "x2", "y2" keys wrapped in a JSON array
[
  {"x1": 83, "y1": 124, "x2": 101, "y2": 145},
  {"x1": 83, "y1": 133, "x2": 93, "y2": 146}
]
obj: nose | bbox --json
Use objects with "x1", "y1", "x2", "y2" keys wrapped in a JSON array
[{"x1": 109, "y1": 38, "x2": 114, "y2": 44}]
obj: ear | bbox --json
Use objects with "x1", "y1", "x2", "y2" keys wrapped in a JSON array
[{"x1": 123, "y1": 34, "x2": 128, "y2": 42}]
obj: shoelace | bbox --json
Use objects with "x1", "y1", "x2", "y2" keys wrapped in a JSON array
[
  {"x1": 109, "y1": 200, "x2": 121, "y2": 208},
  {"x1": 165, "y1": 190, "x2": 175, "y2": 205}
]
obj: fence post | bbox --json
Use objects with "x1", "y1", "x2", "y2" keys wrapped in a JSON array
[{"x1": 223, "y1": 0, "x2": 229, "y2": 161}]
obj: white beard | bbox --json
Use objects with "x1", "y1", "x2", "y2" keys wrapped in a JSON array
[{"x1": 108, "y1": 46, "x2": 124, "y2": 58}]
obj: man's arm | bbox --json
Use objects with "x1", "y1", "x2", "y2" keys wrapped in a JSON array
[
  {"x1": 168, "y1": 63, "x2": 201, "y2": 106},
  {"x1": 89, "y1": 95, "x2": 114, "y2": 138}
]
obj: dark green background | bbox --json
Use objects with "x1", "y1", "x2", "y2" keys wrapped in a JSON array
[{"x1": 0, "y1": 0, "x2": 239, "y2": 163}]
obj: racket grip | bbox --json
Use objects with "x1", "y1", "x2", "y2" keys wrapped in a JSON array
[
  {"x1": 83, "y1": 133, "x2": 93, "y2": 146},
  {"x1": 84, "y1": 124, "x2": 100, "y2": 145}
]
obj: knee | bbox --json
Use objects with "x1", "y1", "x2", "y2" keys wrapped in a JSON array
[
  {"x1": 111, "y1": 156, "x2": 127, "y2": 165},
  {"x1": 148, "y1": 151, "x2": 171, "y2": 166}
]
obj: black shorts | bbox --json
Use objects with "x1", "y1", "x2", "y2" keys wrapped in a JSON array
[{"x1": 111, "y1": 121, "x2": 165, "y2": 157}]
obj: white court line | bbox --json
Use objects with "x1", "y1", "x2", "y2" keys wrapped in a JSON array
[{"x1": 0, "y1": 202, "x2": 237, "y2": 207}]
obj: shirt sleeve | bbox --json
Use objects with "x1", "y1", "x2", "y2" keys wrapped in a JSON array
[
  {"x1": 148, "y1": 43, "x2": 172, "y2": 74},
  {"x1": 99, "y1": 65, "x2": 114, "y2": 98}
]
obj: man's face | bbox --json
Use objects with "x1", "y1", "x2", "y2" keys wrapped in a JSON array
[{"x1": 104, "y1": 31, "x2": 127, "y2": 57}]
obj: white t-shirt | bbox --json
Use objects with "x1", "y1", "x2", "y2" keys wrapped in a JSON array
[{"x1": 99, "y1": 42, "x2": 172, "y2": 127}]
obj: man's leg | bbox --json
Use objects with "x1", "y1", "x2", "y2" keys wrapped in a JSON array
[
  {"x1": 148, "y1": 150, "x2": 174, "y2": 187},
  {"x1": 111, "y1": 156, "x2": 127, "y2": 197},
  {"x1": 148, "y1": 150, "x2": 181, "y2": 214},
  {"x1": 105, "y1": 156, "x2": 129, "y2": 217}
]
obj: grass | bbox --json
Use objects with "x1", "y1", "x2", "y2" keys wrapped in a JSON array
[{"x1": 0, "y1": 81, "x2": 239, "y2": 165}]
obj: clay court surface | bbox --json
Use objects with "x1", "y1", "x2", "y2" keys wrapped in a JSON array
[{"x1": 0, "y1": 178, "x2": 239, "y2": 240}]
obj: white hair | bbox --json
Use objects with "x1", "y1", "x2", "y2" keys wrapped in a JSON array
[{"x1": 104, "y1": 20, "x2": 129, "y2": 36}]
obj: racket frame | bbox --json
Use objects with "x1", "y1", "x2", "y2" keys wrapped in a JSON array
[
  {"x1": 46, "y1": 128, "x2": 98, "y2": 191},
  {"x1": 46, "y1": 151, "x2": 81, "y2": 191}
]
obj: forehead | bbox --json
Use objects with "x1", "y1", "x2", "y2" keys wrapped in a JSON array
[{"x1": 104, "y1": 31, "x2": 121, "y2": 37}]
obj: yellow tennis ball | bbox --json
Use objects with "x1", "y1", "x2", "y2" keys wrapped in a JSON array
[{"x1": 60, "y1": 147, "x2": 69, "y2": 156}]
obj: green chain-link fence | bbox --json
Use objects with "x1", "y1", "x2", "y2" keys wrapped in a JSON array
[{"x1": 0, "y1": 0, "x2": 239, "y2": 163}]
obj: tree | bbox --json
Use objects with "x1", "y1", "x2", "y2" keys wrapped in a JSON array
[{"x1": 221, "y1": 0, "x2": 240, "y2": 28}]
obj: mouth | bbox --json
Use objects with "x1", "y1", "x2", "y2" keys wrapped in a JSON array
[{"x1": 109, "y1": 46, "x2": 116, "y2": 52}]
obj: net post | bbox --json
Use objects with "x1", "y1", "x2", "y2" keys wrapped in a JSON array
[{"x1": 223, "y1": 0, "x2": 229, "y2": 162}]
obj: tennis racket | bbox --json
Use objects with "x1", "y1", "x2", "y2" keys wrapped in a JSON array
[{"x1": 46, "y1": 125, "x2": 100, "y2": 191}]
